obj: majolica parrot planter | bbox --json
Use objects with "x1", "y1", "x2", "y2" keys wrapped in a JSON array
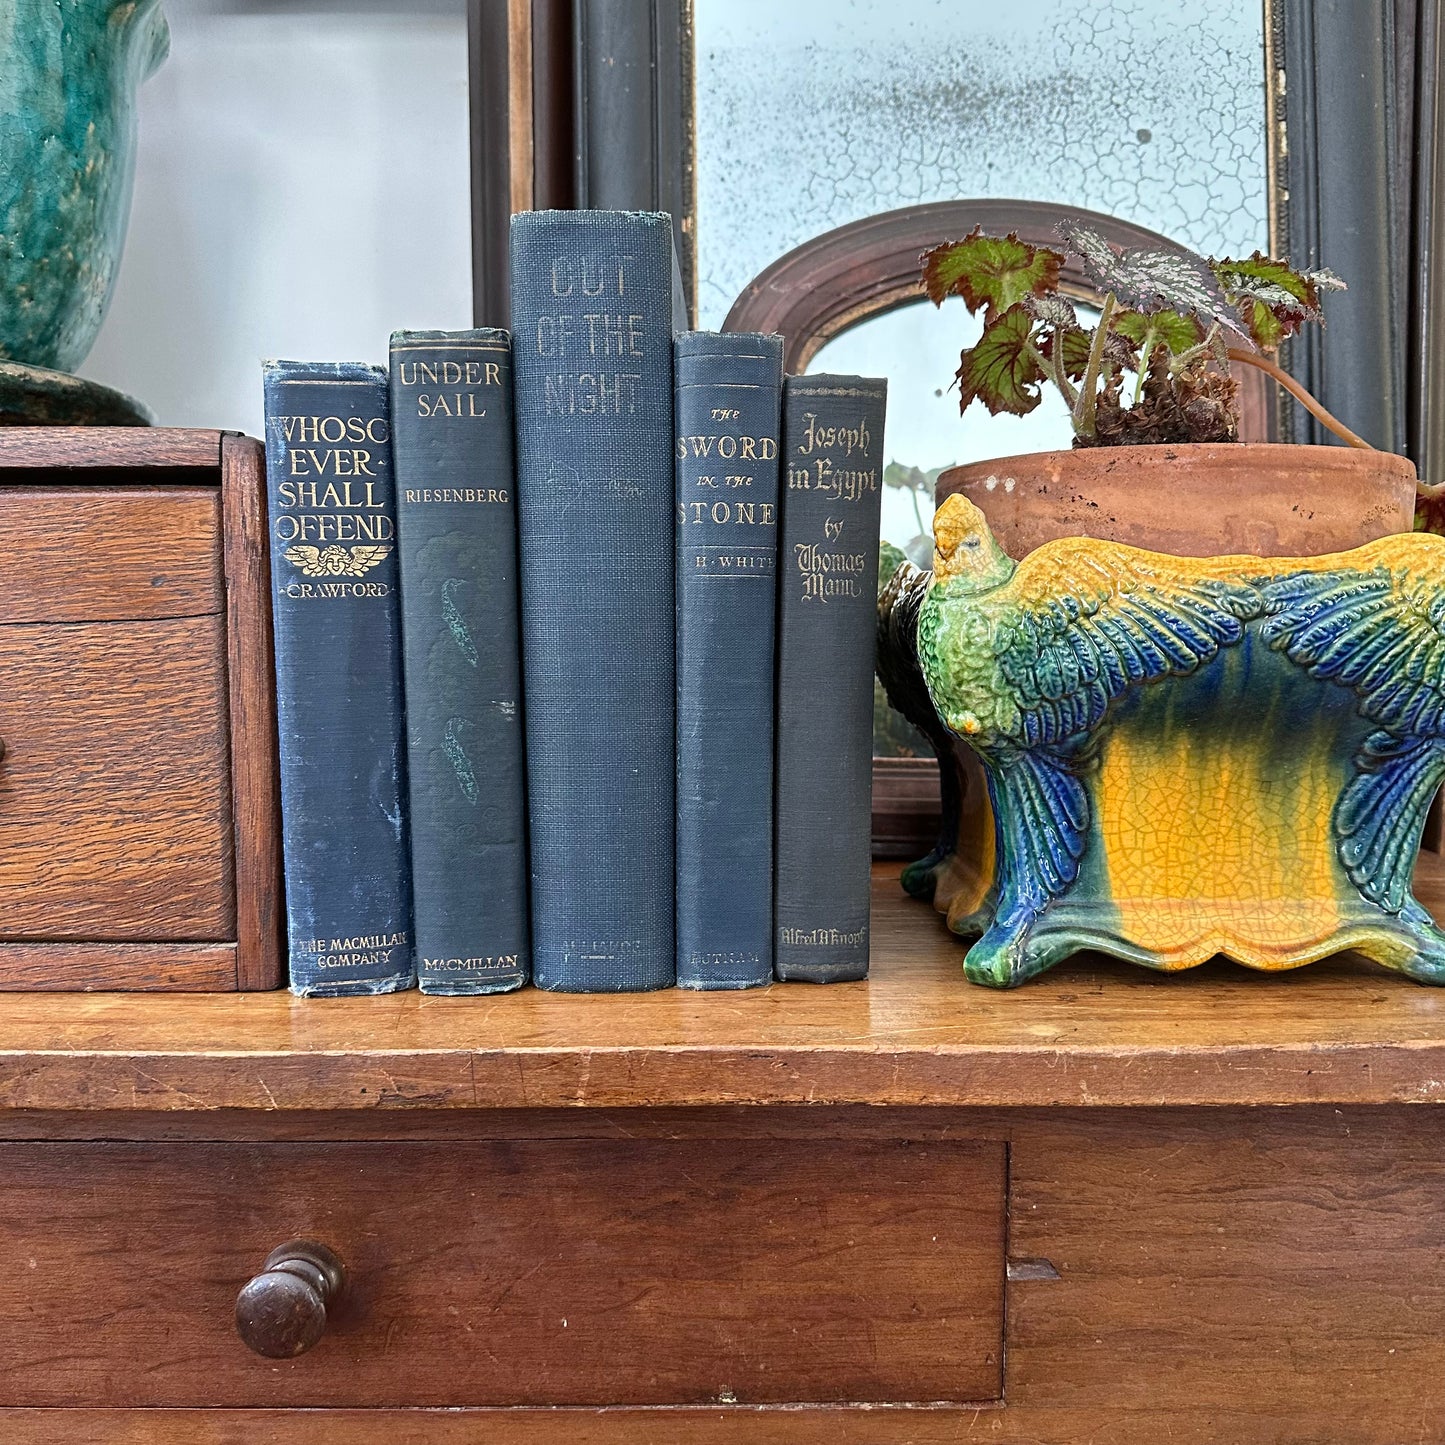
[{"x1": 897, "y1": 493, "x2": 1445, "y2": 988}]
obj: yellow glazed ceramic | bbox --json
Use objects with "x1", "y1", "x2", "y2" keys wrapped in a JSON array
[{"x1": 910, "y1": 494, "x2": 1445, "y2": 988}]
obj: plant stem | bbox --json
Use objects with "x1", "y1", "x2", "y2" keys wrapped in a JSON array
[
  {"x1": 908, "y1": 478, "x2": 927, "y2": 534},
  {"x1": 1030, "y1": 341, "x2": 1078, "y2": 412},
  {"x1": 1131, "y1": 326, "x2": 1157, "y2": 406},
  {"x1": 1171, "y1": 322, "x2": 1223, "y2": 376},
  {"x1": 1224, "y1": 347, "x2": 1374, "y2": 450},
  {"x1": 1072, "y1": 292, "x2": 1116, "y2": 440}
]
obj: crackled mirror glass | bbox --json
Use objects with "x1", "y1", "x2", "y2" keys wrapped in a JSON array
[{"x1": 694, "y1": 0, "x2": 1270, "y2": 330}]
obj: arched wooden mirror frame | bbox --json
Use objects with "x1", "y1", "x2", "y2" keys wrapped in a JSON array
[
  {"x1": 722, "y1": 198, "x2": 1275, "y2": 441},
  {"x1": 722, "y1": 199, "x2": 1275, "y2": 856}
]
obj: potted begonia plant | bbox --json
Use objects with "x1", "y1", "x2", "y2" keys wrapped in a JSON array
[{"x1": 921, "y1": 222, "x2": 1422, "y2": 557}]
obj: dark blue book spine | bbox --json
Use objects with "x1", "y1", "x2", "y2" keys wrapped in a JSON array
[
  {"x1": 774, "y1": 375, "x2": 888, "y2": 983},
  {"x1": 390, "y1": 330, "x2": 529, "y2": 995},
  {"x1": 262, "y1": 361, "x2": 414, "y2": 997},
  {"x1": 510, "y1": 209, "x2": 677, "y2": 992},
  {"x1": 674, "y1": 332, "x2": 783, "y2": 989}
]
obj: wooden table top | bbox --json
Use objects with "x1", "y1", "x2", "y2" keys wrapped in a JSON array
[{"x1": 4, "y1": 860, "x2": 1445, "y2": 1112}]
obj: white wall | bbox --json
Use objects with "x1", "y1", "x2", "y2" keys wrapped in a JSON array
[{"x1": 81, "y1": 0, "x2": 473, "y2": 439}]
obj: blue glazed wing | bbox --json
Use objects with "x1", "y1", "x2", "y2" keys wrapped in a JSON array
[
  {"x1": 993, "y1": 541, "x2": 1262, "y2": 749},
  {"x1": 985, "y1": 749, "x2": 1091, "y2": 910},
  {"x1": 1336, "y1": 733, "x2": 1443, "y2": 911},
  {"x1": 955, "y1": 541, "x2": 1262, "y2": 913},
  {"x1": 1261, "y1": 542, "x2": 1445, "y2": 910},
  {"x1": 1260, "y1": 556, "x2": 1445, "y2": 737}
]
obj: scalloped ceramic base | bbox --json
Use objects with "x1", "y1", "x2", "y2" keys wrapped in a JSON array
[
  {"x1": 922, "y1": 529, "x2": 1445, "y2": 990},
  {"x1": 944, "y1": 656, "x2": 1445, "y2": 989},
  {"x1": 953, "y1": 896, "x2": 1445, "y2": 988}
]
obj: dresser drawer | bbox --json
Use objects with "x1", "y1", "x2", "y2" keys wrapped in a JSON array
[
  {"x1": 0, "y1": 433, "x2": 282, "y2": 989},
  {"x1": 0, "y1": 489, "x2": 232, "y2": 940},
  {"x1": 0, "y1": 1138, "x2": 1005, "y2": 1407}
]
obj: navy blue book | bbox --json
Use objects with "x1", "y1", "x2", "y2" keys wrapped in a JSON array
[
  {"x1": 774, "y1": 374, "x2": 888, "y2": 983},
  {"x1": 262, "y1": 360, "x2": 414, "y2": 996},
  {"x1": 390, "y1": 330, "x2": 529, "y2": 995},
  {"x1": 674, "y1": 331, "x2": 784, "y2": 989},
  {"x1": 510, "y1": 209, "x2": 678, "y2": 991}
]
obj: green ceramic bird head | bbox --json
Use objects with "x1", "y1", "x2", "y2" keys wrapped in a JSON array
[{"x1": 931, "y1": 495, "x2": 1017, "y2": 593}]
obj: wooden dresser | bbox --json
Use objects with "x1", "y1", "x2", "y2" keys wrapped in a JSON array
[{"x1": 2, "y1": 862, "x2": 1444, "y2": 1443}]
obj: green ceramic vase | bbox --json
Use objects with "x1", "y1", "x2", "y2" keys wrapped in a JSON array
[{"x1": 0, "y1": 0, "x2": 169, "y2": 373}]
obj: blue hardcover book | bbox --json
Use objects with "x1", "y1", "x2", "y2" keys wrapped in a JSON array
[
  {"x1": 774, "y1": 374, "x2": 888, "y2": 983},
  {"x1": 510, "y1": 209, "x2": 678, "y2": 991},
  {"x1": 390, "y1": 330, "x2": 529, "y2": 994},
  {"x1": 674, "y1": 331, "x2": 784, "y2": 989},
  {"x1": 262, "y1": 360, "x2": 414, "y2": 996}
]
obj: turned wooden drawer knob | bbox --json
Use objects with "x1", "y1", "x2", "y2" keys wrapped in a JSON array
[{"x1": 234, "y1": 1240, "x2": 345, "y2": 1358}]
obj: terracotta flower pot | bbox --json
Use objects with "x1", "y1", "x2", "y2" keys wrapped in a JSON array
[
  {"x1": 935, "y1": 443, "x2": 1418, "y2": 560},
  {"x1": 907, "y1": 441, "x2": 1421, "y2": 938}
]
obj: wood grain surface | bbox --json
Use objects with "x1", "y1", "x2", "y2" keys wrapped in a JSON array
[
  {"x1": 0, "y1": 488, "x2": 223, "y2": 624},
  {"x1": 0, "y1": 1406, "x2": 1427, "y2": 1445},
  {"x1": 0, "y1": 1103, "x2": 1016, "y2": 1143},
  {"x1": 1004, "y1": 1108, "x2": 1445, "y2": 1429},
  {"x1": 0, "y1": 427, "x2": 224, "y2": 470},
  {"x1": 4, "y1": 862, "x2": 1445, "y2": 1108},
  {"x1": 0, "y1": 1138, "x2": 1004, "y2": 1408},
  {"x1": 0, "y1": 943, "x2": 237, "y2": 991},
  {"x1": 0, "y1": 1109, "x2": 1441, "y2": 1441},
  {"x1": 0, "y1": 1410, "x2": 1021, "y2": 1444},
  {"x1": 0, "y1": 615, "x2": 234, "y2": 941},
  {"x1": 0, "y1": 430, "x2": 285, "y2": 991},
  {"x1": 220, "y1": 435, "x2": 283, "y2": 990}
]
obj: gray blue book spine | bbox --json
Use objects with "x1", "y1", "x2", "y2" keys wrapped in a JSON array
[
  {"x1": 389, "y1": 330, "x2": 529, "y2": 994},
  {"x1": 509, "y1": 209, "x2": 679, "y2": 991},
  {"x1": 774, "y1": 374, "x2": 888, "y2": 983},
  {"x1": 261, "y1": 360, "x2": 414, "y2": 996},
  {"x1": 674, "y1": 331, "x2": 784, "y2": 989}
]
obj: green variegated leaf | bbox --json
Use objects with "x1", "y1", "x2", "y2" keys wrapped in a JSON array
[
  {"x1": 1112, "y1": 307, "x2": 1203, "y2": 355},
  {"x1": 923, "y1": 228, "x2": 1064, "y2": 320},
  {"x1": 957, "y1": 304, "x2": 1044, "y2": 416},
  {"x1": 1023, "y1": 291, "x2": 1080, "y2": 329},
  {"x1": 1214, "y1": 251, "x2": 1319, "y2": 306},
  {"x1": 1238, "y1": 278, "x2": 1311, "y2": 310},
  {"x1": 1211, "y1": 251, "x2": 1344, "y2": 346},
  {"x1": 1058, "y1": 221, "x2": 1251, "y2": 343},
  {"x1": 1038, "y1": 325, "x2": 1093, "y2": 380},
  {"x1": 1240, "y1": 298, "x2": 1285, "y2": 348}
]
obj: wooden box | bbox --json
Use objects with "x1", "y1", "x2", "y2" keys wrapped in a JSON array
[{"x1": 0, "y1": 428, "x2": 282, "y2": 990}]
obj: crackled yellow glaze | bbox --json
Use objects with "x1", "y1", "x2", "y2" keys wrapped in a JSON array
[
  {"x1": 916, "y1": 496, "x2": 1445, "y2": 987},
  {"x1": 1094, "y1": 713, "x2": 1343, "y2": 966}
]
